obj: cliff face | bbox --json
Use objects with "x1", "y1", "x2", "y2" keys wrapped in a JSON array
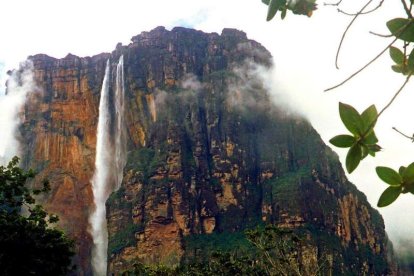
[
  {"x1": 20, "y1": 53, "x2": 110, "y2": 275},
  {"x1": 17, "y1": 26, "x2": 396, "y2": 275}
]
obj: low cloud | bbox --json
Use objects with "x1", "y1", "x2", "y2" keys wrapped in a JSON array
[
  {"x1": 225, "y1": 59, "x2": 302, "y2": 121},
  {"x1": 180, "y1": 73, "x2": 203, "y2": 91},
  {"x1": 0, "y1": 60, "x2": 37, "y2": 165},
  {"x1": 154, "y1": 73, "x2": 202, "y2": 108}
]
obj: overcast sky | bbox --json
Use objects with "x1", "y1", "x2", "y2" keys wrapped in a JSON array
[{"x1": 0, "y1": 0, "x2": 413, "y2": 256}]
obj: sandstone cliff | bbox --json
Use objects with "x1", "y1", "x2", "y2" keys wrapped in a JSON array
[{"x1": 16, "y1": 26, "x2": 396, "y2": 275}]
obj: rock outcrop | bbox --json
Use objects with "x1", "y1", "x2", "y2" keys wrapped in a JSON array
[{"x1": 15, "y1": 26, "x2": 397, "y2": 275}]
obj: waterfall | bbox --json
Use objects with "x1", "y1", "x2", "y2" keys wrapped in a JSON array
[
  {"x1": 89, "y1": 56, "x2": 126, "y2": 276},
  {"x1": 114, "y1": 55, "x2": 126, "y2": 190},
  {"x1": 89, "y1": 60, "x2": 112, "y2": 276}
]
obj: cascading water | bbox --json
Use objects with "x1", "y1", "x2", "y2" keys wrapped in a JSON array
[
  {"x1": 89, "y1": 56, "x2": 126, "y2": 276},
  {"x1": 114, "y1": 55, "x2": 126, "y2": 190},
  {"x1": 89, "y1": 60, "x2": 112, "y2": 276}
]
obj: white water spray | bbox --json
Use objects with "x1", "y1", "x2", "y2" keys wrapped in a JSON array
[
  {"x1": 114, "y1": 55, "x2": 126, "y2": 190},
  {"x1": 89, "y1": 60, "x2": 112, "y2": 276},
  {"x1": 0, "y1": 61, "x2": 35, "y2": 165},
  {"x1": 89, "y1": 56, "x2": 126, "y2": 276}
]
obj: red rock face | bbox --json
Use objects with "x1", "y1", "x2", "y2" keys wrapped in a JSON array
[
  {"x1": 21, "y1": 53, "x2": 109, "y2": 275},
  {"x1": 18, "y1": 27, "x2": 398, "y2": 275}
]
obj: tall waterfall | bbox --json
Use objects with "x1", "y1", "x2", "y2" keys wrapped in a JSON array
[
  {"x1": 89, "y1": 59, "x2": 112, "y2": 276},
  {"x1": 89, "y1": 56, "x2": 126, "y2": 276},
  {"x1": 114, "y1": 55, "x2": 126, "y2": 190}
]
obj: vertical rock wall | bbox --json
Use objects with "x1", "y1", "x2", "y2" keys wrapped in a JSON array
[{"x1": 18, "y1": 27, "x2": 397, "y2": 275}]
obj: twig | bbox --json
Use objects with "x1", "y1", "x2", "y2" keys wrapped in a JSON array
[
  {"x1": 338, "y1": 0, "x2": 384, "y2": 16},
  {"x1": 324, "y1": 0, "x2": 343, "y2": 7},
  {"x1": 335, "y1": 0, "x2": 375, "y2": 69},
  {"x1": 356, "y1": 74, "x2": 411, "y2": 140},
  {"x1": 369, "y1": 31, "x2": 393, "y2": 38},
  {"x1": 377, "y1": 74, "x2": 412, "y2": 119},
  {"x1": 401, "y1": 0, "x2": 413, "y2": 18},
  {"x1": 359, "y1": 74, "x2": 411, "y2": 139},
  {"x1": 392, "y1": 127, "x2": 414, "y2": 142},
  {"x1": 325, "y1": 36, "x2": 398, "y2": 92}
]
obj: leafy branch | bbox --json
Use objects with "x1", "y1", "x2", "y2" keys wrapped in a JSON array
[
  {"x1": 262, "y1": 0, "x2": 414, "y2": 207},
  {"x1": 376, "y1": 163, "x2": 414, "y2": 207},
  {"x1": 329, "y1": 103, "x2": 380, "y2": 173}
]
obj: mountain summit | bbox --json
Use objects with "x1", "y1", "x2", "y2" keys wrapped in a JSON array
[{"x1": 13, "y1": 26, "x2": 396, "y2": 275}]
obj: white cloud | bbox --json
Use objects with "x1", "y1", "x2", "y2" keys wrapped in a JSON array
[
  {"x1": 0, "y1": 61, "x2": 36, "y2": 165},
  {"x1": 0, "y1": 62, "x2": 5, "y2": 96}
]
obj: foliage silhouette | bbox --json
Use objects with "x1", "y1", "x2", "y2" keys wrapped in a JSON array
[{"x1": 0, "y1": 157, "x2": 75, "y2": 275}]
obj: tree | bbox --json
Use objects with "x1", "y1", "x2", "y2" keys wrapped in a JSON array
[
  {"x1": 262, "y1": 0, "x2": 414, "y2": 207},
  {"x1": 245, "y1": 225, "x2": 327, "y2": 276},
  {"x1": 124, "y1": 252, "x2": 265, "y2": 276},
  {"x1": 122, "y1": 225, "x2": 327, "y2": 275},
  {"x1": 0, "y1": 157, "x2": 75, "y2": 275}
]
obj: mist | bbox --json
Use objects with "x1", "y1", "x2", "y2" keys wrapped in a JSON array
[
  {"x1": 223, "y1": 50, "x2": 414, "y2": 263},
  {"x1": 89, "y1": 57, "x2": 127, "y2": 275},
  {"x1": 0, "y1": 62, "x2": 5, "y2": 96},
  {"x1": 269, "y1": 45, "x2": 414, "y2": 266},
  {"x1": 0, "y1": 61, "x2": 36, "y2": 165},
  {"x1": 154, "y1": 73, "x2": 202, "y2": 110}
]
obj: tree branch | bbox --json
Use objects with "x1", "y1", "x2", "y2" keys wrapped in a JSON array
[
  {"x1": 377, "y1": 74, "x2": 412, "y2": 119},
  {"x1": 324, "y1": 0, "x2": 343, "y2": 7},
  {"x1": 369, "y1": 31, "x2": 393, "y2": 38},
  {"x1": 338, "y1": 0, "x2": 384, "y2": 16},
  {"x1": 335, "y1": 0, "x2": 375, "y2": 69},
  {"x1": 392, "y1": 127, "x2": 414, "y2": 142},
  {"x1": 325, "y1": 36, "x2": 398, "y2": 92},
  {"x1": 358, "y1": 74, "x2": 412, "y2": 139},
  {"x1": 401, "y1": 0, "x2": 413, "y2": 18}
]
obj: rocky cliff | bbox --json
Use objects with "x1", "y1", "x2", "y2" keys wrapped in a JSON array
[{"x1": 15, "y1": 26, "x2": 396, "y2": 275}]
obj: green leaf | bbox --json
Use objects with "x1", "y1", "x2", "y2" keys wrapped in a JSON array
[
  {"x1": 406, "y1": 183, "x2": 414, "y2": 194},
  {"x1": 408, "y1": 48, "x2": 414, "y2": 71},
  {"x1": 339, "y1": 103, "x2": 364, "y2": 136},
  {"x1": 376, "y1": 166, "x2": 402, "y2": 185},
  {"x1": 291, "y1": 0, "x2": 317, "y2": 16},
  {"x1": 262, "y1": 0, "x2": 270, "y2": 4},
  {"x1": 281, "y1": 7, "x2": 287, "y2": 19},
  {"x1": 399, "y1": 166, "x2": 407, "y2": 175},
  {"x1": 392, "y1": 64, "x2": 403, "y2": 73},
  {"x1": 387, "y1": 18, "x2": 414, "y2": 42},
  {"x1": 377, "y1": 186, "x2": 402, "y2": 207},
  {"x1": 267, "y1": 0, "x2": 286, "y2": 21},
  {"x1": 267, "y1": 0, "x2": 278, "y2": 21},
  {"x1": 346, "y1": 144, "x2": 361, "y2": 173},
  {"x1": 361, "y1": 144, "x2": 369, "y2": 160},
  {"x1": 367, "y1": 144, "x2": 381, "y2": 157},
  {"x1": 361, "y1": 104, "x2": 377, "y2": 132},
  {"x1": 389, "y1": 46, "x2": 405, "y2": 65},
  {"x1": 329, "y1": 135, "x2": 355, "y2": 148},
  {"x1": 403, "y1": 162, "x2": 414, "y2": 184},
  {"x1": 363, "y1": 131, "x2": 378, "y2": 145}
]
